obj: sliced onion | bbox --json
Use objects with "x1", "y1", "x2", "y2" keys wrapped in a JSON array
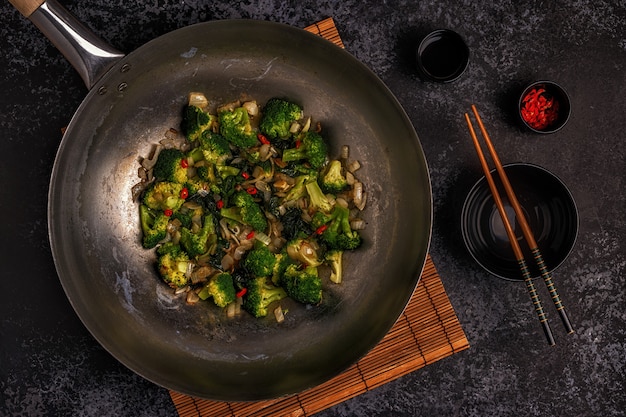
[
  {"x1": 345, "y1": 171, "x2": 355, "y2": 186},
  {"x1": 186, "y1": 290, "x2": 200, "y2": 304},
  {"x1": 221, "y1": 254, "x2": 234, "y2": 271},
  {"x1": 352, "y1": 182, "x2": 363, "y2": 207},
  {"x1": 242, "y1": 100, "x2": 258, "y2": 117},
  {"x1": 341, "y1": 145, "x2": 350, "y2": 160},
  {"x1": 347, "y1": 160, "x2": 361, "y2": 173},
  {"x1": 188, "y1": 92, "x2": 209, "y2": 108},
  {"x1": 356, "y1": 191, "x2": 367, "y2": 211},
  {"x1": 274, "y1": 306, "x2": 285, "y2": 323},
  {"x1": 175, "y1": 285, "x2": 189, "y2": 295},
  {"x1": 226, "y1": 301, "x2": 237, "y2": 318},
  {"x1": 350, "y1": 218, "x2": 366, "y2": 230}
]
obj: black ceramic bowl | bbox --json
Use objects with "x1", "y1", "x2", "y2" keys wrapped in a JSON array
[
  {"x1": 461, "y1": 163, "x2": 578, "y2": 281},
  {"x1": 416, "y1": 29, "x2": 469, "y2": 83},
  {"x1": 518, "y1": 81, "x2": 571, "y2": 134}
]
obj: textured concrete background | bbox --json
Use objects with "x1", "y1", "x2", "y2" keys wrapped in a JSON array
[{"x1": 1, "y1": 1, "x2": 625, "y2": 416}]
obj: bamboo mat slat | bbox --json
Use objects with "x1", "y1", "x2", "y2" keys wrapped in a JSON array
[{"x1": 169, "y1": 18, "x2": 469, "y2": 417}]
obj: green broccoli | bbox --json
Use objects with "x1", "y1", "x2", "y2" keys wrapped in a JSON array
[
  {"x1": 259, "y1": 98, "x2": 303, "y2": 140},
  {"x1": 305, "y1": 179, "x2": 334, "y2": 214},
  {"x1": 199, "y1": 130, "x2": 231, "y2": 165},
  {"x1": 242, "y1": 245, "x2": 276, "y2": 277},
  {"x1": 157, "y1": 250, "x2": 191, "y2": 288},
  {"x1": 153, "y1": 148, "x2": 188, "y2": 184},
  {"x1": 142, "y1": 181, "x2": 185, "y2": 212},
  {"x1": 139, "y1": 204, "x2": 169, "y2": 249},
  {"x1": 156, "y1": 241, "x2": 182, "y2": 256},
  {"x1": 197, "y1": 272, "x2": 236, "y2": 307},
  {"x1": 242, "y1": 277, "x2": 288, "y2": 318},
  {"x1": 271, "y1": 250, "x2": 295, "y2": 285},
  {"x1": 215, "y1": 165, "x2": 240, "y2": 179},
  {"x1": 182, "y1": 105, "x2": 214, "y2": 142},
  {"x1": 319, "y1": 205, "x2": 362, "y2": 250},
  {"x1": 281, "y1": 174, "x2": 312, "y2": 204},
  {"x1": 219, "y1": 191, "x2": 268, "y2": 232},
  {"x1": 325, "y1": 250, "x2": 343, "y2": 284},
  {"x1": 320, "y1": 160, "x2": 348, "y2": 194},
  {"x1": 286, "y1": 238, "x2": 322, "y2": 267},
  {"x1": 282, "y1": 131, "x2": 328, "y2": 169},
  {"x1": 180, "y1": 214, "x2": 217, "y2": 258},
  {"x1": 218, "y1": 107, "x2": 258, "y2": 148},
  {"x1": 184, "y1": 177, "x2": 210, "y2": 196},
  {"x1": 281, "y1": 264, "x2": 322, "y2": 305}
]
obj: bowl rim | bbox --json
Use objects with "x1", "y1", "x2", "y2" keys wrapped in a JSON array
[
  {"x1": 518, "y1": 80, "x2": 571, "y2": 134},
  {"x1": 461, "y1": 162, "x2": 579, "y2": 281}
]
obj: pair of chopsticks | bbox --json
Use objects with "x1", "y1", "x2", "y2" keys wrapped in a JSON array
[{"x1": 464, "y1": 105, "x2": 574, "y2": 345}]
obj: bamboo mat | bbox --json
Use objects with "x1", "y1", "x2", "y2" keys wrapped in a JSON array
[{"x1": 169, "y1": 18, "x2": 469, "y2": 417}]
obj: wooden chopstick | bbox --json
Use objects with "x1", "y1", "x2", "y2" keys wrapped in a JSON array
[
  {"x1": 469, "y1": 105, "x2": 574, "y2": 337},
  {"x1": 464, "y1": 112, "x2": 555, "y2": 346}
]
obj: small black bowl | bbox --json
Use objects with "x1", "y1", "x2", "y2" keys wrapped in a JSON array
[
  {"x1": 518, "y1": 81, "x2": 571, "y2": 134},
  {"x1": 416, "y1": 29, "x2": 469, "y2": 83},
  {"x1": 461, "y1": 163, "x2": 579, "y2": 281}
]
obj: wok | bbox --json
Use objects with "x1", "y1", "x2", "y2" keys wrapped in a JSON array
[{"x1": 12, "y1": 0, "x2": 432, "y2": 400}]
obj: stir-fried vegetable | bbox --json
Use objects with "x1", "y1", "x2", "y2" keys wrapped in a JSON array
[{"x1": 133, "y1": 93, "x2": 368, "y2": 320}]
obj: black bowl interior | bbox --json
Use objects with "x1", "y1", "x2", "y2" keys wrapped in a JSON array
[{"x1": 461, "y1": 163, "x2": 578, "y2": 280}]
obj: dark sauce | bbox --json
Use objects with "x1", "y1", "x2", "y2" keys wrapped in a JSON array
[{"x1": 417, "y1": 31, "x2": 469, "y2": 81}]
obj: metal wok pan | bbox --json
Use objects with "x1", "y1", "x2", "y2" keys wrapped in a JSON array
[{"x1": 12, "y1": 0, "x2": 432, "y2": 401}]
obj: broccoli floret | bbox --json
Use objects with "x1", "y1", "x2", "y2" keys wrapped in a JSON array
[
  {"x1": 215, "y1": 165, "x2": 240, "y2": 179},
  {"x1": 180, "y1": 214, "x2": 217, "y2": 258},
  {"x1": 157, "y1": 250, "x2": 190, "y2": 288},
  {"x1": 286, "y1": 238, "x2": 322, "y2": 267},
  {"x1": 242, "y1": 245, "x2": 276, "y2": 277},
  {"x1": 139, "y1": 204, "x2": 169, "y2": 249},
  {"x1": 271, "y1": 250, "x2": 295, "y2": 285},
  {"x1": 218, "y1": 107, "x2": 258, "y2": 148},
  {"x1": 320, "y1": 160, "x2": 348, "y2": 194},
  {"x1": 199, "y1": 131, "x2": 231, "y2": 165},
  {"x1": 282, "y1": 175, "x2": 312, "y2": 204},
  {"x1": 310, "y1": 211, "x2": 332, "y2": 230},
  {"x1": 220, "y1": 191, "x2": 268, "y2": 232},
  {"x1": 325, "y1": 250, "x2": 343, "y2": 284},
  {"x1": 242, "y1": 277, "x2": 287, "y2": 318},
  {"x1": 156, "y1": 241, "x2": 182, "y2": 256},
  {"x1": 319, "y1": 205, "x2": 362, "y2": 250},
  {"x1": 281, "y1": 264, "x2": 322, "y2": 305},
  {"x1": 153, "y1": 148, "x2": 188, "y2": 184},
  {"x1": 182, "y1": 105, "x2": 214, "y2": 142},
  {"x1": 184, "y1": 177, "x2": 210, "y2": 196},
  {"x1": 305, "y1": 179, "x2": 334, "y2": 214},
  {"x1": 197, "y1": 272, "x2": 236, "y2": 308},
  {"x1": 142, "y1": 181, "x2": 185, "y2": 212},
  {"x1": 259, "y1": 98, "x2": 303, "y2": 140},
  {"x1": 282, "y1": 131, "x2": 328, "y2": 169}
]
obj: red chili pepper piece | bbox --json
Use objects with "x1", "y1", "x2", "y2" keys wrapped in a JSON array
[
  {"x1": 257, "y1": 133, "x2": 270, "y2": 145},
  {"x1": 180, "y1": 159, "x2": 189, "y2": 169},
  {"x1": 295, "y1": 139, "x2": 302, "y2": 149},
  {"x1": 216, "y1": 199, "x2": 224, "y2": 209},
  {"x1": 164, "y1": 209, "x2": 173, "y2": 217},
  {"x1": 180, "y1": 187, "x2": 189, "y2": 199},
  {"x1": 246, "y1": 231, "x2": 255, "y2": 240},
  {"x1": 315, "y1": 224, "x2": 328, "y2": 235},
  {"x1": 521, "y1": 87, "x2": 559, "y2": 130},
  {"x1": 236, "y1": 288, "x2": 247, "y2": 298},
  {"x1": 241, "y1": 172, "x2": 250, "y2": 180},
  {"x1": 246, "y1": 186, "x2": 257, "y2": 195}
]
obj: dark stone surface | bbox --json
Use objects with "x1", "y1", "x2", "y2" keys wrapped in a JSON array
[{"x1": 1, "y1": 1, "x2": 624, "y2": 416}]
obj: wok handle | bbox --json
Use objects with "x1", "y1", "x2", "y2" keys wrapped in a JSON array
[
  {"x1": 9, "y1": 0, "x2": 45, "y2": 17},
  {"x1": 9, "y1": 0, "x2": 125, "y2": 89}
]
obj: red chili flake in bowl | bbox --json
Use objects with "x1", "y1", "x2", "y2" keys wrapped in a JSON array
[{"x1": 521, "y1": 87, "x2": 560, "y2": 130}]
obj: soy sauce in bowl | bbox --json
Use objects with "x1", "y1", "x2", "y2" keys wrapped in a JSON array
[{"x1": 416, "y1": 29, "x2": 469, "y2": 83}]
